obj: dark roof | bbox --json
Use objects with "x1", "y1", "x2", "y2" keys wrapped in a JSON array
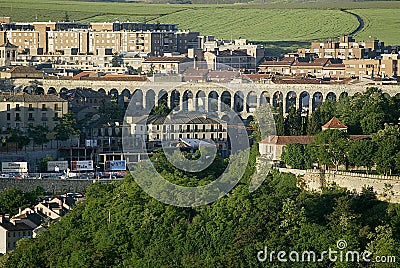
[
  {"x1": 260, "y1": 57, "x2": 296, "y2": 66},
  {"x1": 0, "y1": 41, "x2": 18, "y2": 48},
  {"x1": 144, "y1": 56, "x2": 191, "y2": 63},
  {"x1": 260, "y1": 136, "x2": 315, "y2": 145},
  {"x1": 60, "y1": 88, "x2": 109, "y2": 100},
  {"x1": 136, "y1": 114, "x2": 222, "y2": 125},
  {"x1": 292, "y1": 58, "x2": 329, "y2": 67},
  {"x1": 6, "y1": 66, "x2": 43, "y2": 75},
  {"x1": 212, "y1": 49, "x2": 249, "y2": 57},
  {"x1": 0, "y1": 221, "x2": 34, "y2": 231},
  {"x1": 0, "y1": 93, "x2": 66, "y2": 102}
]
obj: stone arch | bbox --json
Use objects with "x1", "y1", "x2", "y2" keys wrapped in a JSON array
[
  {"x1": 60, "y1": 87, "x2": 68, "y2": 94},
  {"x1": 121, "y1": 89, "x2": 131, "y2": 99},
  {"x1": 109, "y1": 88, "x2": 119, "y2": 99},
  {"x1": 272, "y1": 91, "x2": 283, "y2": 109},
  {"x1": 299, "y1": 91, "x2": 310, "y2": 115},
  {"x1": 220, "y1": 91, "x2": 231, "y2": 112},
  {"x1": 339, "y1": 92, "x2": 348, "y2": 100},
  {"x1": 98, "y1": 88, "x2": 106, "y2": 95},
  {"x1": 35, "y1": 87, "x2": 44, "y2": 95},
  {"x1": 286, "y1": 91, "x2": 297, "y2": 112},
  {"x1": 158, "y1": 90, "x2": 168, "y2": 107},
  {"x1": 170, "y1": 90, "x2": 180, "y2": 110},
  {"x1": 47, "y1": 87, "x2": 57, "y2": 94},
  {"x1": 131, "y1": 89, "x2": 143, "y2": 110},
  {"x1": 326, "y1": 92, "x2": 337, "y2": 102},
  {"x1": 196, "y1": 90, "x2": 206, "y2": 112},
  {"x1": 234, "y1": 91, "x2": 244, "y2": 113},
  {"x1": 260, "y1": 91, "x2": 270, "y2": 106},
  {"x1": 208, "y1": 91, "x2": 219, "y2": 113},
  {"x1": 383, "y1": 92, "x2": 391, "y2": 99},
  {"x1": 145, "y1": 89, "x2": 156, "y2": 110},
  {"x1": 182, "y1": 90, "x2": 194, "y2": 111},
  {"x1": 312, "y1": 92, "x2": 323, "y2": 111},
  {"x1": 23, "y1": 86, "x2": 32, "y2": 94},
  {"x1": 246, "y1": 91, "x2": 257, "y2": 112}
]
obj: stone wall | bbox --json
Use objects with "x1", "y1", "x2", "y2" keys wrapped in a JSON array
[
  {"x1": 302, "y1": 169, "x2": 400, "y2": 203},
  {"x1": 0, "y1": 178, "x2": 120, "y2": 193}
]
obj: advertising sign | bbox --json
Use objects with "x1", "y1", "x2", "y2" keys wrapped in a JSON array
[
  {"x1": 106, "y1": 160, "x2": 126, "y2": 171},
  {"x1": 47, "y1": 161, "x2": 68, "y2": 172},
  {"x1": 71, "y1": 160, "x2": 93, "y2": 171},
  {"x1": 85, "y1": 139, "x2": 98, "y2": 147},
  {"x1": 2, "y1": 162, "x2": 28, "y2": 173}
]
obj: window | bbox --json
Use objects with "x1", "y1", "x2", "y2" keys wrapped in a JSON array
[
  {"x1": 54, "y1": 112, "x2": 58, "y2": 118},
  {"x1": 54, "y1": 104, "x2": 58, "y2": 110},
  {"x1": 6, "y1": 113, "x2": 10, "y2": 120},
  {"x1": 16, "y1": 113, "x2": 20, "y2": 121},
  {"x1": 6, "y1": 104, "x2": 10, "y2": 111},
  {"x1": 29, "y1": 104, "x2": 33, "y2": 110},
  {"x1": 42, "y1": 104, "x2": 46, "y2": 110},
  {"x1": 28, "y1": 113, "x2": 33, "y2": 120},
  {"x1": 16, "y1": 104, "x2": 20, "y2": 111}
]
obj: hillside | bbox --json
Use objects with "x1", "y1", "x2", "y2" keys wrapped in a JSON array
[
  {"x1": 0, "y1": 1, "x2": 399, "y2": 45},
  {"x1": 1, "y1": 147, "x2": 400, "y2": 267}
]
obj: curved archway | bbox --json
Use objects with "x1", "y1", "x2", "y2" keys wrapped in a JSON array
[
  {"x1": 131, "y1": 89, "x2": 143, "y2": 110},
  {"x1": 312, "y1": 92, "x2": 323, "y2": 111},
  {"x1": 98, "y1": 88, "x2": 106, "y2": 95},
  {"x1": 158, "y1": 90, "x2": 168, "y2": 107},
  {"x1": 339, "y1": 92, "x2": 348, "y2": 100},
  {"x1": 196, "y1": 91, "x2": 206, "y2": 112},
  {"x1": 326, "y1": 92, "x2": 337, "y2": 102},
  {"x1": 145, "y1": 89, "x2": 156, "y2": 110},
  {"x1": 234, "y1": 91, "x2": 244, "y2": 113},
  {"x1": 208, "y1": 91, "x2": 219, "y2": 113},
  {"x1": 170, "y1": 90, "x2": 181, "y2": 110},
  {"x1": 60, "y1": 87, "x2": 68, "y2": 94},
  {"x1": 247, "y1": 91, "x2": 257, "y2": 112},
  {"x1": 23, "y1": 86, "x2": 32, "y2": 94},
  {"x1": 121, "y1": 89, "x2": 131, "y2": 99},
  {"x1": 182, "y1": 90, "x2": 194, "y2": 112},
  {"x1": 272, "y1": 91, "x2": 283, "y2": 109},
  {"x1": 221, "y1": 91, "x2": 231, "y2": 112},
  {"x1": 47, "y1": 87, "x2": 57, "y2": 94},
  {"x1": 286, "y1": 91, "x2": 297, "y2": 112},
  {"x1": 260, "y1": 91, "x2": 270, "y2": 106},
  {"x1": 109, "y1": 88, "x2": 119, "y2": 99},
  {"x1": 299, "y1": 91, "x2": 310, "y2": 115}
]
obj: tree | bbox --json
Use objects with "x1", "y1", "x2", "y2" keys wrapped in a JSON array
[
  {"x1": 111, "y1": 55, "x2": 121, "y2": 67},
  {"x1": 311, "y1": 129, "x2": 349, "y2": 170},
  {"x1": 147, "y1": 63, "x2": 155, "y2": 77},
  {"x1": 7, "y1": 131, "x2": 30, "y2": 150},
  {"x1": 284, "y1": 106, "x2": 302, "y2": 136},
  {"x1": 281, "y1": 143, "x2": 310, "y2": 169},
  {"x1": 99, "y1": 102, "x2": 125, "y2": 122},
  {"x1": 373, "y1": 124, "x2": 400, "y2": 175},
  {"x1": 54, "y1": 113, "x2": 80, "y2": 141},
  {"x1": 150, "y1": 104, "x2": 171, "y2": 116},
  {"x1": 348, "y1": 139, "x2": 376, "y2": 173},
  {"x1": 273, "y1": 105, "x2": 284, "y2": 136},
  {"x1": 28, "y1": 125, "x2": 49, "y2": 150}
]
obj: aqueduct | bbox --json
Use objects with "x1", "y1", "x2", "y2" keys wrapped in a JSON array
[{"x1": 12, "y1": 78, "x2": 400, "y2": 119}]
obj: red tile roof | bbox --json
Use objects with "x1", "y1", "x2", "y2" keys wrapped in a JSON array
[{"x1": 322, "y1": 117, "x2": 347, "y2": 129}]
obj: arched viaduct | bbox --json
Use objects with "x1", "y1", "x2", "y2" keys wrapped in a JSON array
[{"x1": 12, "y1": 78, "x2": 400, "y2": 119}]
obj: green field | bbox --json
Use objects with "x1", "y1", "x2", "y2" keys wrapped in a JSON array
[{"x1": 0, "y1": 0, "x2": 399, "y2": 45}]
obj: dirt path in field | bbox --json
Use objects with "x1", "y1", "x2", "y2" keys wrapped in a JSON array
[{"x1": 340, "y1": 8, "x2": 365, "y2": 36}]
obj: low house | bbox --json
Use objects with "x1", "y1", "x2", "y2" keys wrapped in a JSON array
[
  {"x1": 0, "y1": 215, "x2": 34, "y2": 255},
  {"x1": 322, "y1": 117, "x2": 348, "y2": 131}
]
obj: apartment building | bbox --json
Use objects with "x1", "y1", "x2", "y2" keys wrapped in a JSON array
[
  {"x1": 298, "y1": 35, "x2": 398, "y2": 60},
  {"x1": 0, "y1": 20, "x2": 196, "y2": 61},
  {"x1": 0, "y1": 93, "x2": 68, "y2": 132},
  {"x1": 127, "y1": 113, "x2": 228, "y2": 150},
  {"x1": 344, "y1": 54, "x2": 398, "y2": 78},
  {"x1": 142, "y1": 55, "x2": 193, "y2": 74}
]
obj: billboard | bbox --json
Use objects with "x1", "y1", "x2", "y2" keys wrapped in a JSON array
[
  {"x1": 47, "y1": 161, "x2": 68, "y2": 172},
  {"x1": 85, "y1": 139, "x2": 98, "y2": 147},
  {"x1": 2, "y1": 162, "x2": 28, "y2": 173},
  {"x1": 106, "y1": 160, "x2": 126, "y2": 171},
  {"x1": 71, "y1": 160, "x2": 93, "y2": 171}
]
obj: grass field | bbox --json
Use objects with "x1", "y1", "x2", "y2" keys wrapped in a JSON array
[{"x1": 0, "y1": 0, "x2": 399, "y2": 46}]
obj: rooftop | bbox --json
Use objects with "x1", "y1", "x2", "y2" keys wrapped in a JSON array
[
  {"x1": 322, "y1": 117, "x2": 348, "y2": 129},
  {"x1": 0, "y1": 92, "x2": 66, "y2": 102}
]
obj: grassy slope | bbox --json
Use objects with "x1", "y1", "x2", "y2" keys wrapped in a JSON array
[{"x1": 0, "y1": 0, "x2": 399, "y2": 45}]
